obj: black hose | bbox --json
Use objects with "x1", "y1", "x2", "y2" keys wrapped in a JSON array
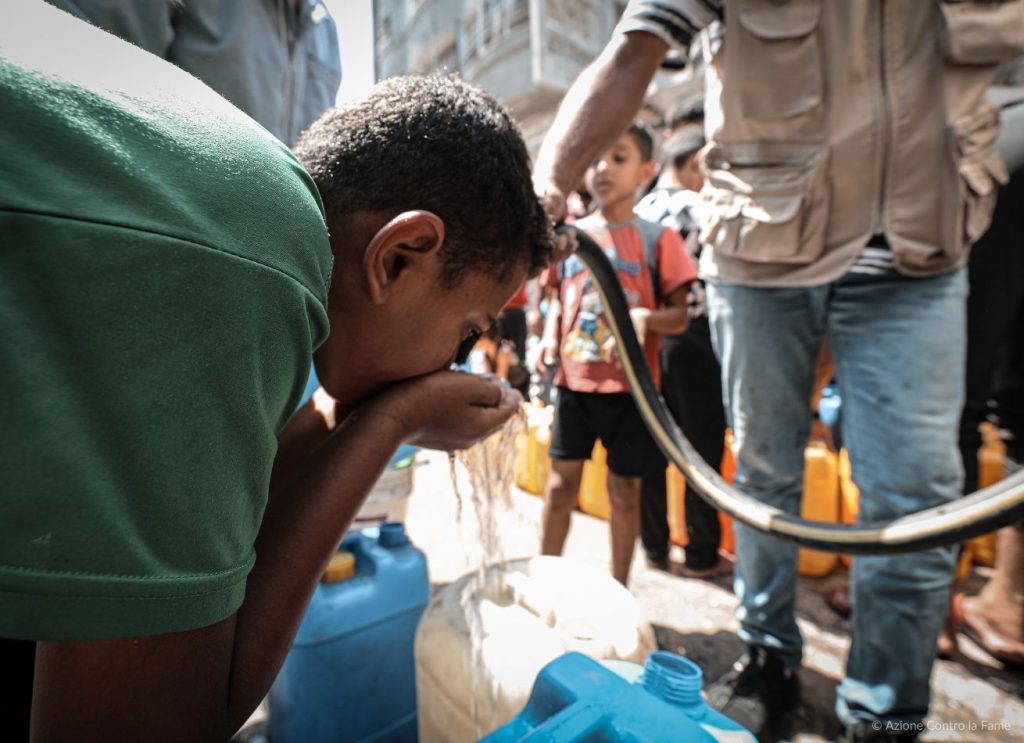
[{"x1": 567, "y1": 226, "x2": 1024, "y2": 554}]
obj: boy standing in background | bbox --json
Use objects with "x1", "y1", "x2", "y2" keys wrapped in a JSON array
[
  {"x1": 636, "y1": 129, "x2": 732, "y2": 579},
  {"x1": 537, "y1": 122, "x2": 695, "y2": 586}
]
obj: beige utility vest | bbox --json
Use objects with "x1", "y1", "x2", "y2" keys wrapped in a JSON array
[{"x1": 698, "y1": 0, "x2": 1023, "y2": 287}]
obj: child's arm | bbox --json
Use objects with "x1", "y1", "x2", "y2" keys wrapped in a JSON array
[
  {"x1": 533, "y1": 288, "x2": 562, "y2": 376},
  {"x1": 30, "y1": 371, "x2": 519, "y2": 742},
  {"x1": 629, "y1": 284, "x2": 690, "y2": 340}
]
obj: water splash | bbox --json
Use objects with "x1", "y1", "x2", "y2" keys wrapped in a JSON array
[{"x1": 448, "y1": 410, "x2": 531, "y2": 738}]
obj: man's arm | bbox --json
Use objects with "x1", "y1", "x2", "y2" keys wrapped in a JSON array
[
  {"x1": 30, "y1": 372, "x2": 520, "y2": 741},
  {"x1": 533, "y1": 31, "x2": 669, "y2": 220},
  {"x1": 533, "y1": 0, "x2": 722, "y2": 222}
]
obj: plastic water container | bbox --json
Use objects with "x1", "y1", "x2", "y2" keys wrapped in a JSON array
[
  {"x1": 577, "y1": 441, "x2": 611, "y2": 520},
  {"x1": 354, "y1": 444, "x2": 418, "y2": 526},
  {"x1": 838, "y1": 447, "x2": 859, "y2": 568},
  {"x1": 665, "y1": 432, "x2": 737, "y2": 554},
  {"x1": 798, "y1": 441, "x2": 840, "y2": 577},
  {"x1": 482, "y1": 651, "x2": 757, "y2": 742},
  {"x1": 268, "y1": 523, "x2": 429, "y2": 743},
  {"x1": 414, "y1": 556, "x2": 657, "y2": 742},
  {"x1": 514, "y1": 403, "x2": 553, "y2": 496}
]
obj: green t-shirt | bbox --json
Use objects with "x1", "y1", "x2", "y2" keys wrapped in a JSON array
[{"x1": 0, "y1": 3, "x2": 333, "y2": 640}]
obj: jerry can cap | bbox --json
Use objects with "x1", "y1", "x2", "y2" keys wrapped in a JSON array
[{"x1": 323, "y1": 550, "x2": 356, "y2": 583}]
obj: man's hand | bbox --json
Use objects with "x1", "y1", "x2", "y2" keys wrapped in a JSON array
[
  {"x1": 550, "y1": 230, "x2": 579, "y2": 266},
  {"x1": 532, "y1": 185, "x2": 579, "y2": 268},
  {"x1": 369, "y1": 370, "x2": 522, "y2": 451},
  {"x1": 537, "y1": 183, "x2": 568, "y2": 226}
]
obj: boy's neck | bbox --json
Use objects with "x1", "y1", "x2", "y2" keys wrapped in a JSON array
[{"x1": 597, "y1": 199, "x2": 636, "y2": 224}]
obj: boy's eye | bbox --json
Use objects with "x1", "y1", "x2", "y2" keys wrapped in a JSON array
[{"x1": 454, "y1": 330, "x2": 482, "y2": 365}]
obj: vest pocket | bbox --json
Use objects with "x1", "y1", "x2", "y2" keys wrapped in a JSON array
[
  {"x1": 699, "y1": 142, "x2": 829, "y2": 265},
  {"x1": 734, "y1": 0, "x2": 822, "y2": 119},
  {"x1": 952, "y1": 103, "x2": 1008, "y2": 247},
  {"x1": 938, "y1": 0, "x2": 1024, "y2": 64}
]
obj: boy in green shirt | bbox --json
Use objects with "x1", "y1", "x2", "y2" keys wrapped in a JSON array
[{"x1": 0, "y1": 3, "x2": 550, "y2": 739}]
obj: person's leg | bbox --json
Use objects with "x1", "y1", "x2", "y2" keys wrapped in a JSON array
[
  {"x1": 958, "y1": 171, "x2": 1024, "y2": 492},
  {"x1": 0, "y1": 636, "x2": 35, "y2": 741},
  {"x1": 704, "y1": 283, "x2": 825, "y2": 736},
  {"x1": 640, "y1": 336, "x2": 673, "y2": 563},
  {"x1": 994, "y1": 319, "x2": 1024, "y2": 458},
  {"x1": 670, "y1": 317, "x2": 727, "y2": 571},
  {"x1": 607, "y1": 472, "x2": 643, "y2": 585},
  {"x1": 604, "y1": 393, "x2": 669, "y2": 586},
  {"x1": 953, "y1": 523, "x2": 1024, "y2": 667},
  {"x1": 499, "y1": 307, "x2": 530, "y2": 397},
  {"x1": 541, "y1": 458, "x2": 585, "y2": 556},
  {"x1": 828, "y1": 269, "x2": 966, "y2": 731},
  {"x1": 639, "y1": 468, "x2": 670, "y2": 567},
  {"x1": 707, "y1": 282, "x2": 827, "y2": 667},
  {"x1": 542, "y1": 388, "x2": 594, "y2": 556}
]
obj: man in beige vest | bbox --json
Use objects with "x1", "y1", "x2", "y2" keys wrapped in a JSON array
[{"x1": 533, "y1": 1, "x2": 1023, "y2": 740}]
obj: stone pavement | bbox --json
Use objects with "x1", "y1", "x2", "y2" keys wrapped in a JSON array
[
  {"x1": 400, "y1": 449, "x2": 1024, "y2": 743},
  {"x1": 235, "y1": 448, "x2": 1023, "y2": 742}
]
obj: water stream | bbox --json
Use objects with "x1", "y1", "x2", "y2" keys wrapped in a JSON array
[{"x1": 448, "y1": 410, "x2": 532, "y2": 738}]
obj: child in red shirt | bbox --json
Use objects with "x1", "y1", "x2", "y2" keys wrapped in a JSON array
[{"x1": 536, "y1": 122, "x2": 697, "y2": 585}]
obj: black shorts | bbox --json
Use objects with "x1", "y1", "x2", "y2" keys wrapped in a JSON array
[{"x1": 550, "y1": 387, "x2": 665, "y2": 478}]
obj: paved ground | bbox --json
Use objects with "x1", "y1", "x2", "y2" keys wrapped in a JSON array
[
  {"x1": 238, "y1": 447, "x2": 1023, "y2": 742},
  {"x1": 403, "y1": 449, "x2": 1023, "y2": 743}
]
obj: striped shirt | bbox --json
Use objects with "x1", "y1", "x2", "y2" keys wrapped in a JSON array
[
  {"x1": 847, "y1": 236, "x2": 897, "y2": 277},
  {"x1": 615, "y1": 0, "x2": 724, "y2": 50}
]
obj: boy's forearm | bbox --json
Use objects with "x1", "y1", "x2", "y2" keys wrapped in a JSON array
[
  {"x1": 541, "y1": 295, "x2": 562, "y2": 347},
  {"x1": 646, "y1": 305, "x2": 689, "y2": 336},
  {"x1": 226, "y1": 402, "x2": 406, "y2": 728},
  {"x1": 31, "y1": 404, "x2": 406, "y2": 743}
]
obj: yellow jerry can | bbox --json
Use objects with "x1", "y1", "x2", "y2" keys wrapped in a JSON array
[
  {"x1": 578, "y1": 441, "x2": 611, "y2": 520},
  {"x1": 514, "y1": 403, "x2": 554, "y2": 496},
  {"x1": 798, "y1": 441, "x2": 840, "y2": 577}
]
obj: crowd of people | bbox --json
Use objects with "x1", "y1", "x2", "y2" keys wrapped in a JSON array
[{"x1": 1, "y1": 1, "x2": 1022, "y2": 742}]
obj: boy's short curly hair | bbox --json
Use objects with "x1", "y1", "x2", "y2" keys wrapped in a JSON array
[{"x1": 295, "y1": 75, "x2": 552, "y2": 287}]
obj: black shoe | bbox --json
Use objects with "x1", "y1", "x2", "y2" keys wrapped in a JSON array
[
  {"x1": 644, "y1": 552, "x2": 670, "y2": 572},
  {"x1": 706, "y1": 645, "x2": 800, "y2": 737},
  {"x1": 838, "y1": 721, "x2": 920, "y2": 742}
]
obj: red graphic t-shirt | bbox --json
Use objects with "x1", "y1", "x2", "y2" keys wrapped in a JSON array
[{"x1": 542, "y1": 216, "x2": 696, "y2": 393}]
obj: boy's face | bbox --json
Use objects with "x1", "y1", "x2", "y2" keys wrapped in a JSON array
[
  {"x1": 314, "y1": 212, "x2": 528, "y2": 406},
  {"x1": 674, "y1": 151, "x2": 704, "y2": 193},
  {"x1": 584, "y1": 133, "x2": 655, "y2": 211}
]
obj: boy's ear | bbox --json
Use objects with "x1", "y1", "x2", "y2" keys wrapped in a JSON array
[
  {"x1": 363, "y1": 210, "x2": 446, "y2": 304},
  {"x1": 640, "y1": 158, "x2": 657, "y2": 186}
]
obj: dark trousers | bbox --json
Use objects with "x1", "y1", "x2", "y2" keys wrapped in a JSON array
[
  {"x1": 959, "y1": 157, "x2": 1024, "y2": 492},
  {"x1": 499, "y1": 306, "x2": 529, "y2": 397},
  {"x1": 641, "y1": 316, "x2": 727, "y2": 569},
  {"x1": 1, "y1": 637, "x2": 34, "y2": 741}
]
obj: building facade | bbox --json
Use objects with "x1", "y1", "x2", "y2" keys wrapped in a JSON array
[{"x1": 373, "y1": 0, "x2": 696, "y2": 153}]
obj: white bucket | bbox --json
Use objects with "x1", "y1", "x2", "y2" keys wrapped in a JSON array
[
  {"x1": 414, "y1": 556, "x2": 657, "y2": 742},
  {"x1": 352, "y1": 458, "x2": 415, "y2": 526}
]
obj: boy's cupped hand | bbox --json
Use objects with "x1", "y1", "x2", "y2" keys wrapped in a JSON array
[{"x1": 372, "y1": 370, "x2": 523, "y2": 451}]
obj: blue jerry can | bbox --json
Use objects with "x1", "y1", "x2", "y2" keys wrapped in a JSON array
[
  {"x1": 482, "y1": 651, "x2": 757, "y2": 742},
  {"x1": 268, "y1": 523, "x2": 430, "y2": 743}
]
